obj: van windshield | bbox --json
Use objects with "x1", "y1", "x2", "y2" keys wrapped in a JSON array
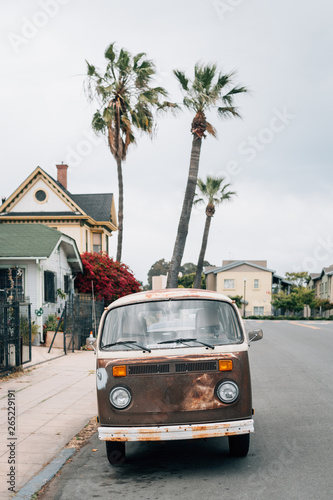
[{"x1": 100, "y1": 299, "x2": 243, "y2": 350}]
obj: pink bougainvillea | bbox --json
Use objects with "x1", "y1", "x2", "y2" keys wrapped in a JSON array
[{"x1": 76, "y1": 252, "x2": 141, "y2": 305}]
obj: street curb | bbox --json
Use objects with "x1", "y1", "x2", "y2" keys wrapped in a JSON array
[{"x1": 13, "y1": 448, "x2": 76, "y2": 499}]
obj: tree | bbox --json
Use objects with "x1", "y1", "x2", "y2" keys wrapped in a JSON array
[
  {"x1": 86, "y1": 43, "x2": 172, "y2": 262},
  {"x1": 166, "y1": 63, "x2": 247, "y2": 288},
  {"x1": 147, "y1": 258, "x2": 170, "y2": 288},
  {"x1": 146, "y1": 259, "x2": 213, "y2": 289},
  {"x1": 178, "y1": 272, "x2": 206, "y2": 289},
  {"x1": 76, "y1": 252, "x2": 141, "y2": 305},
  {"x1": 228, "y1": 295, "x2": 243, "y2": 309},
  {"x1": 313, "y1": 298, "x2": 333, "y2": 315},
  {"x1": 285, "y1": 272, "x2": 310, "y2": 288},
  {"x1": 193, "y1": 176, "x2": 236, "y2": 288},
  {"x1": 272, "y1": 288, "x2": 316, "y2": 315},
  {"x1": 179, "y1": 262, "x2": 197, "y2": 275}
]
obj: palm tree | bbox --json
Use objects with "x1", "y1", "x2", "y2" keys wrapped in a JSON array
[
  {"x1": 166, "y1": 64, "x2": 247, "y2": 288},
  {"x1": 193, "y1": 176, "x2": 236, "y2": 289},
  {"x1": 86, "y1": 43, "x2": 172, "y2": 262}
]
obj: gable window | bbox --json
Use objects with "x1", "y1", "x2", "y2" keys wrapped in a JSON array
[
  {"x1": 44, "y1": 271, "x2": 56, "y2": 303},
  {"x1": 224, "y1": 279, "x2": 235, "y2": 289},
  {"x1": 254, "y1": 279, "x2": 260, "y2": 289},
  {"x1": 34, "y1": 189, "x2": 48, "y2": 203},
  {"x1": 93, "y1": 233, "x2": 102, "y2": 253}
]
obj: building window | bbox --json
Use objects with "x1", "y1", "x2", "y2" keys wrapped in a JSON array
[
  {"x1": 64, "y1": 275, "x2": 70, "y2": 294},
  {"x1": 254, "y1": 306, "x2": 264, "y2": 316},
  {"x1": 0, "y1": 267, "x2": 24, "y2": 301},
  {"x1": 86, "y1": 230, "x2": 88, "y2": 252},
  {"x1": 254, "y1": 279, "x2": 260, "y2": 289},
  {"x1": 93, "y1": 233, "x2": 102, "y2": 253},
  {"x1": 105, "y1": 234, "x2": 109, "y2": 254},
  {"x1": 224, "y1": 279, "x2": 235, "y2": 289},
  {"x1": 44, "y1": 271, "x2": 56, "y2": 303}
]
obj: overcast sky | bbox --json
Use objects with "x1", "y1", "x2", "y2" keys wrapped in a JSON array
[{"x1": 1, "y1": 0, "x2": 332, "y2": 284}]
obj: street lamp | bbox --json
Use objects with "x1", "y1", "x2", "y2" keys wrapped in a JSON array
[{"x1": 243, "y1": 278, "x2": 247, "y2": 318}]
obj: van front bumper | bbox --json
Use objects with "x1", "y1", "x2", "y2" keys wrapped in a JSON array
[{"x1": 98, "y1": 419, "x2": 254, "y2": 442}]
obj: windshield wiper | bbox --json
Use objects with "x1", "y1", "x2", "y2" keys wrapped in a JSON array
[
  {"x1": 101, "y1": 340, "x2": 151, "y2": 353},
  {"x1": 157, "y1": 338, "x2": 214, "y2": 350}
]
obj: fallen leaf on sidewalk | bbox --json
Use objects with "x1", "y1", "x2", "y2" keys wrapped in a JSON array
[
  {"x1": 92, "y1": 448, "x2": 98, "y2": 452},
  {"x1": 65, "y1": 416, "x2": 98, "y2": 450}
]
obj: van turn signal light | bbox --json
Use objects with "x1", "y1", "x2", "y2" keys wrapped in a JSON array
[
  {"x1": 219, "y1": 359, "x2": 233, "y2": 371},
  {"x1": 113, "y1": 365, "x2": 127, "y2": 377}
]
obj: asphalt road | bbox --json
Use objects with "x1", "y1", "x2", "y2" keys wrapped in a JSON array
[{"x1": 39, "y1": 320, "x2": 333, "y2": 500}]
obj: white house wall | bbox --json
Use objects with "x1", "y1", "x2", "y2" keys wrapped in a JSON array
[{"x1": 0, "y1": 259, "x2": 40, "y2": 328}]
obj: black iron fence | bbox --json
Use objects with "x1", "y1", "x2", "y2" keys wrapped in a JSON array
[
  {"x1": 0, "y1": 301, "x2": 32, "y2": 373},
  {"x1": 66, "y1": 294, "x2": 104, "y2": 349},
  {"x1": 48, "y1": 294, "x2": 104, "y2": 352}
]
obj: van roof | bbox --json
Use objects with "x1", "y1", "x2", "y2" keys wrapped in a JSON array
[{"x1": 107, "y1": 288, "x2": 233, "y2": 310}]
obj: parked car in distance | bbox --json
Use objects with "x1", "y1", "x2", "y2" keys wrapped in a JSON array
[{"x1": 95, "y1": 288, "x2": 263, "y2": 465}]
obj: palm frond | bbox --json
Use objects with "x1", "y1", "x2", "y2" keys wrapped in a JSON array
[
  {"x1": 173, "y1": 70, "x2": 189, "y2": 91},
  {"x1": 104, "y1": 43, "x2": 116, "y2": 62},
  {"x1": 215, "y1": 71, "x2": 234, "y2": 90},
  {"x1": 193, "y1": 196, "x2": 204, "y2": 205},
  {"x1": 217, "y1": 106, "x2": 242, "y2": 119},
  {"x1": 156, "y1": 101, "x2": 181, "y2": 115},
  {"x1": 117, "y1": 48, "x2": 131, "y2": 75},
  {"x1": 195, "y1": 175, "x2": 236, "y2": 208},
  {"x1": 224, "y1": 85, "x2": 247, "y2": 96},
  {"x1": 92, "y1": 110, "x2": 106, "y2": 133},
  {"x1": 183, "y1": 96, "x2": 196, "y2": 110},
  {"x1": 152, "y1": 86, "x2": 169, "y2": 98},
  {"x1": 86, "y1": 61, "x2": 96, "y2": 77},
  {"x1": 205, "y1": 121, "x2": 217, "y2": 137},
  {"x1": 194, "y1": 63, "x2": 217, "y2": 91},
  {"x1": 133, "y1": 52, "x2": 146, "y2": 70}
]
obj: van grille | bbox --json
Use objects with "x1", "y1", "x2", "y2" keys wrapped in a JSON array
[
  {"x1": 128, "y1": 364, "x2": 170, "y2": 375},
  {"x1": 128, "y1": 361, "x2": 218, "y2": 375},
  {"x1": 175, "y1": 361, "x2": 217, "y2": 372}
]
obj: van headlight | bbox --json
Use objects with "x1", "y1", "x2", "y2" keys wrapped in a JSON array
[
  {"x1": 217, "y1": 381, "x2": 239, "y2": 403},
  {"x1": 110, "y1": 387, "x2": 132, "y2": 409}
]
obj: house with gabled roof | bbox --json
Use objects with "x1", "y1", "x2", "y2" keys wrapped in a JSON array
[
  {"x1": 0, "y1": 224, "x2": 82, "y2": 340},
  {"x1": 0, "y1": 164, "x2": 117, "y2": 255},
  {"x1": 205, "y1": 260, "x2": 291, "y2": 317},
  {"x1": 308, "y1": 265, "x2": 333, "y2": 314}
]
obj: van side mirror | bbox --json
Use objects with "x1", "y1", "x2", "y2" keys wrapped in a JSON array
[{"x1": 248, "y1": 329, "x2": 263, "y2": 343}]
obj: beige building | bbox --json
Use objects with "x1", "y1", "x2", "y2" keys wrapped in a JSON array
[
  {"x1": 0, "y1": 165, "x2": 117, "y2": 255},
  {"x1": 308, "y1": 265, "x2": 333, "y2": 315},
  {"x1": 205, "y1": 260, "x2": 288, "y2": 317}
]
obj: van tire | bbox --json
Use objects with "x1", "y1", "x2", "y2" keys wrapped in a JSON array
[
  {"x1": 106, "y1": 441, "x2": 126, "y2": 465},
  {"x1": 228, "y1": 433, "x2": 250, "y2": 457}
]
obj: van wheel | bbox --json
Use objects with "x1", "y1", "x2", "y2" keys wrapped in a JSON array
[
  {"x1": 106, "y1": 441, "x2": 126, "y2": 465},
  {"x1": 228, "y1": 434, "x2": 250, "y2": 457}
]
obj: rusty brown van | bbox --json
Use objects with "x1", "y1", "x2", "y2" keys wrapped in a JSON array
[{"x1": 95, "y1": 288, "x2": 263, "y2": 465}]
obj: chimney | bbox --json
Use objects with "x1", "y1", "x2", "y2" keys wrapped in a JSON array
[{"x1": 56, "y1": 163, "x2": 68, "y2": 190}]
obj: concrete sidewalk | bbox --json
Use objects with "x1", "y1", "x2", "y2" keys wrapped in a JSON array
[{"x1": 0, "y1": 346, "x2": 96, "y2": 499}]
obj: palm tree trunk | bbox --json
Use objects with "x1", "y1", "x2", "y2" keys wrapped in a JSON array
[
  {"x1": 193, "y1": 214, "x2": 211, "y2": 289},
  {"x1": 116, "y1": 157, "x2": 123, "y2": 262},
  {"x1": 167, "y1": 135, "x2": 202, "y2": 288}
]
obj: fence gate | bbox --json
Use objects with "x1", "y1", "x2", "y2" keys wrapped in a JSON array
[
  {"x1": 0, "y1": 302, "x2": 32, "y2": 373},
  {"x1": 65, "y1": 294, "x2": 104, "y2": 350}
]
